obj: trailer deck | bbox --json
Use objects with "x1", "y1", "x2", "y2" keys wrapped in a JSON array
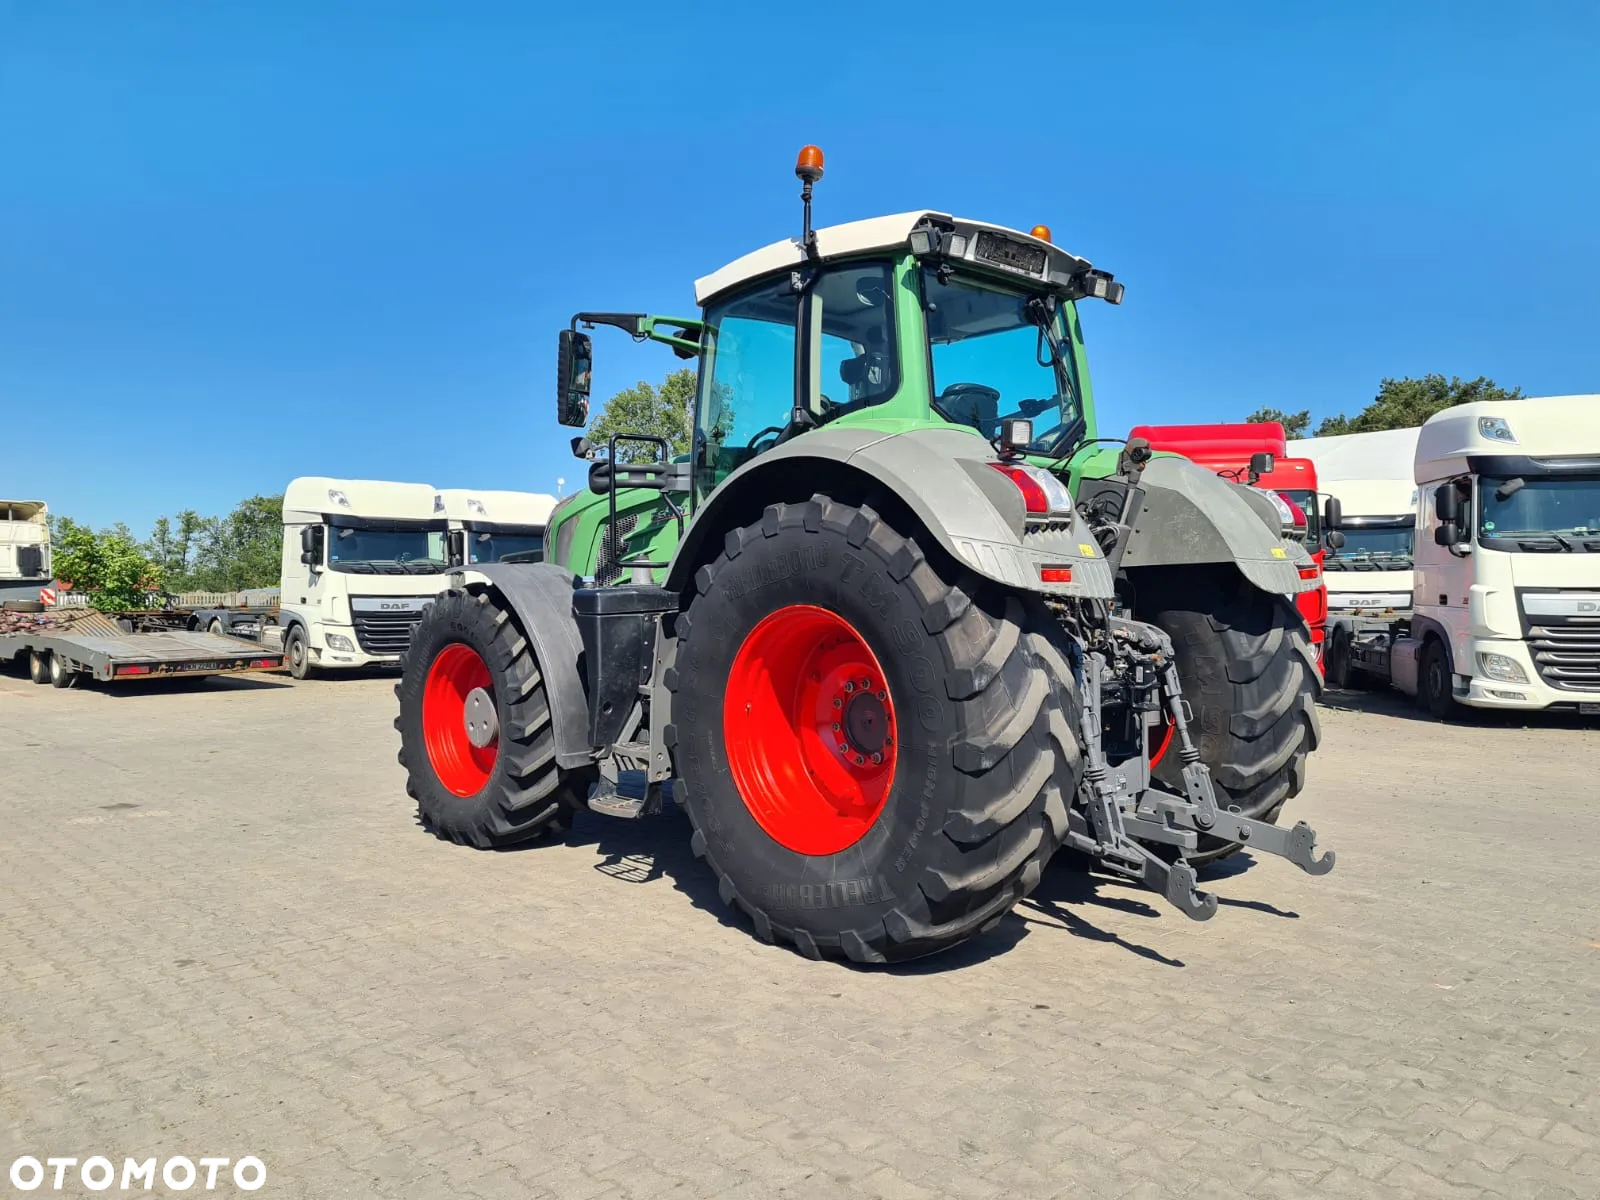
[{"x1": 0, "y1": 608, "x2": 284, "y2": 684}]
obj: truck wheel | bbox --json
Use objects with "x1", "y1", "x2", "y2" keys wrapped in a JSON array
[
  {"x1": 395, "y1": 590, "x2": 590, "y2": 847},
  {"x1": 28, "y1": 650, "x2": 49, "y2": 685},
  {"x1": 1138, "y1": 572, "x2": 1320, "y2": 865},
  {"x1": 48, "y1": 652, "x2": 74, "y2": 688},
  {"x1": 1326, "y1": 626, "x2": 1353, "y2": 689},
  {"x1": 668, "y1": 498, "x2": 1081, "y2": 964},
  {"x1": 209, "y1": 619, "x2": 227, "y2": 637},
  {"x1": 284, "y1": 625, "x2": 314, "y2": 680},
  {"x1": 1417, "y1": 638, "x2": 1455, "y2": 719}
]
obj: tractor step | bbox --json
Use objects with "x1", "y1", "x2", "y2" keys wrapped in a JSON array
[{"x1": 586, "y1": 771, "x2": 660, "y2": 820}]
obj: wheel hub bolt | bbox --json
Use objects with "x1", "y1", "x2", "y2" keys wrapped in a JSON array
[
  {"x1": 871, "y1": 752, "x2": 882, "y2": 764},
  {"x1": 844, "y1": 681, "x2": 855, "y2": 693},
  {"x1": 832, "y1": 722, "x2": 841, "y2": 731},
  {"x1": 855, "y1": 755, "x2": 865, "y2": 765},
  {"x1": 833, "y1": 697, "x2": 842, "y2": 709}
]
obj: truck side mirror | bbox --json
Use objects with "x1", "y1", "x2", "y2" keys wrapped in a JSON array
[
  {"x1": 1434, "y1": 521, "x2": 1458, "y2": 547},
  {"x1": 299, "y1": 525, "x2": 325, "y2": 568},
  {"x1": 1433, "y1": 482, "x2": 1461, "y2": 524},
  {"x1": 1325, "y1": 529, "x2": 1346, "y2": 550},
  {"x1": 447, "y1": 529, "x2": 466, "y2": 566},
  {"x1": 1247, "y1": 451, "x2": 1274, "y2": 482},
  {"x1": 1323, "y1": 495, "x2": 1342, "y2": 530},
  {"x1": 557, "y1": 329, "x2": 592, "y2": 428}
]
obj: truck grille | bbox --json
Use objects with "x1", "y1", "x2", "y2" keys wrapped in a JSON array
[
  {"x1": 352, "y1": 610, "x2": 424, "y2": 655},
  {"x1": 1527, "y1": 622, "x2": 1600, "y2": 691},
  {"x1": 596, "y1": 512, "x2": 639, "y2": 587}
]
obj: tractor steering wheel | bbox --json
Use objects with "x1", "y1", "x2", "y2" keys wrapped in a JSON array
[{"x1": 744, "y1": 424, "x2": 788, "y2": 452}]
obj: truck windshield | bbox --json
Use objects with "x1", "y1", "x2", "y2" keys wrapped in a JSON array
[
  {"x1": 921, "y1": 269, "x2": 1083, "y2": 456},
  {"x1": 468, "y1": 528, "x2": 544, "y2": 564},
  {"x1": 1479, "y1": 474, "x2": 1600, "y2": 549},
  {"x1": 1325, "y1": 522, "x2": 1414, "y2": 569},
  {"x1": 328, "y1": 522, "x2": 448, "y2": 574}
]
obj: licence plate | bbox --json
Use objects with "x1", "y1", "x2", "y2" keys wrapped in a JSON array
[{"x1": 1581, "y1": 703, "x2": 1600, "y2": 716}]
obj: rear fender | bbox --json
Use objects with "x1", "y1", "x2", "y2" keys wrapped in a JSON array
[
  {"x1": 456, "y1": 562, "x2": 594, "y2": 770},
  {"x1": 1120, "y1": 456, "x2": 1317, "y2": 596},
  {"x1": 665, "y1": 425, "x2": 1115, "y2": 599}
]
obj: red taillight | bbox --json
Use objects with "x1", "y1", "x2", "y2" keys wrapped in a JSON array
[
  {"x1": 249, "y1": 658, "x2": 280, "y2": 669},
  {"x1": 1298, "y1": 566, "x2": 1319, "y2": 580},
  {"x1": 989, "y1": 462, "x2": 1049, "y2": 514},
  {"x1": 1040, "y1": 566, "x2": 1073, "y2": 583},
  {"x1": 116, "y1": 664, "x2": 152, "y2": 676}
]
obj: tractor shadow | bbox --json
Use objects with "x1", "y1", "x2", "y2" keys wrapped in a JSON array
[{"x1": 555, "y1": 792, "x2": 1207, "y2": 972}]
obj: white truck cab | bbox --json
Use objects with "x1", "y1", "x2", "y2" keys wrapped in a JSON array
[
  {"x1": 436, "y1": 489, "x2": 556, "y2": 567},
  {"x1": 279, "y1": 477, "x2": 453, "y2": 679},
  {"x1": 1407, "y1": 395, "x2": 1600, "y2": 713},
  {"x1": 1321, "y1": 477, "x2": 1418, "y2": 616},
  {"x1": 1, "y1": 500, "x2": 52, "y2": 604}
]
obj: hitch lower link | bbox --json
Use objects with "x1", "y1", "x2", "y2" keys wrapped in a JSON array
[{"x1": 1067, "y1": 629, "x2": 1335, "y2": 922}]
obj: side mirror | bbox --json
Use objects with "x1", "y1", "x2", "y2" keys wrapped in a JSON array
[
  {"x1": 1248, "y1": 451, "x2": 1275, "y2": 481},
  {"x1": 1434, "y1": 521, "x2": 1457, "y2": 547},
  {"x1": 556, "y1": 329, "x2": 592, "y2": 428},
  {"x1": 1323, "y1": 495, "x2": 1342, "y2": 530},
  {"x1": 299, "y1": 525, "x2": 324, "y2": 568},
  {"x1": 447, "y1": 529, "x2": 466, "y2": 567},
  {"x1": 1325, "y1": 529, "x2": 1346, "y2": 551},
  {"x1": 1433, "y1": 482, "x2": 1461, "y2": 524}
]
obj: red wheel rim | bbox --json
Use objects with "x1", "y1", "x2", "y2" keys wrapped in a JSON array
[
  {"x1": 422, "y1": 643, "x2": 497, "y2": 797},
  {"x1": 723, "y1": 604, "x2": 897, "y2": 856}
]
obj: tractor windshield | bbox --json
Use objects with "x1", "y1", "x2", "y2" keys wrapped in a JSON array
[{"x1": 921, "y1": 269, "x2": 1084, "y2": 455}]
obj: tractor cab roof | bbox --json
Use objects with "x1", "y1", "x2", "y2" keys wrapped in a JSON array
[{"x1": 693, "y1": 211, "x2": 1110, "y2": 306}]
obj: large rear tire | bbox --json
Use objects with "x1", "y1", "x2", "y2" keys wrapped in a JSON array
[
  {"x1": 1137, "y1": 570, "x2": 1321, "y2": 865},
  {"x1": 395, "y1": 590, "x2": 589, "y2": 847},
  {"x1": 668, "y1": 497, "x2": 1082, "y2": 964}
]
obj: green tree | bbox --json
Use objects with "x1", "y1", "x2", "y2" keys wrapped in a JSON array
[
  {"x1": 183, "y1": 495, "x2": 283, "y2": 591},
  {"x1": 52, "y1": 518, "x2": 165, "y2": 610},
  {"x1": 587, "y1": 368, "x2": 697, "y2": 462},
  {"x1": 1245, "y1": 407, "x2": 1311, "y2": 439},
  {"x1": 1314, "y1": 375, "x2": 1521, "y2": 436},
  {"x1": 145, "y1": 509, "x2": 209, "y2": 584}
]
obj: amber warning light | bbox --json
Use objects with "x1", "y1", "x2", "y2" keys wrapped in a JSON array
[
  {"x1": 795, "y1": 145, "x2": 825, "y2": 183},
  {"x1": 1030, "y1": 225, "x2": 1052, "y2": 243}
]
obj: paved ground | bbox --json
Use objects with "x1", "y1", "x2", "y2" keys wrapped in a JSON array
[{"x1": 1, "y1": 667, "x2": 1597, "y2": 1199}]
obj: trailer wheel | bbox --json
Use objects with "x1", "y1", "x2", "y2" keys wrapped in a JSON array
[
  {"x1": 668, "y1": 498, "x2": 1081, "y2": 964},
  {"x1": 1136, "y1": 570, "x2": 1320, "y2": 865},
  {"x1": 28, "y1": 650, "x2": 49, "y2": 685},
  {"x1": 395, "y1": 590, "x2": 590, "y2": 847},
  {"x1": 209, "y1": 619, "x2": 227, "y2": 637},
  {"x1": 284, "y1": 625, "x2": 314, "y2": 680},
  {"x1": 1417, "y1": 638, "x2": 1455, "y2": 719},
  {"x1": 48, "y1": 652, "x2": 75, "y2": 689}
]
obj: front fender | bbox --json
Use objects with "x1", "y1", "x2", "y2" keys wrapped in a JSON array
[
  {"x1": 666, "y1": 425, "x2": 1115, "y2": 599},
  {"x1": 453, "y1": 562, "x2": 594, "y2": 770},
  {"x1": 1122, "y1": 456, "x2": 1317, "y2": 595}
]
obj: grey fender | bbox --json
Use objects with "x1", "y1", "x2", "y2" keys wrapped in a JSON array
[
  {"x1": 665, "y1": 425, "x2": 1115, "y2": 599},
  {"x1": 455, "y1": 562, "x2": 594, "y2": 770},
  {"x1": 1121, "y1": 456, "x2": 1318, "y2": 596}
]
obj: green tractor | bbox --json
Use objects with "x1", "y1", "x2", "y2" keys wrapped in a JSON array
[{"x1": 395, "y1": 147, "x2": 1331, "y2": 963}]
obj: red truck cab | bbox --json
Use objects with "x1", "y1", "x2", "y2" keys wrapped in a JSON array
[{"x1": 1128, "y1": 422, "x2": 1327, "y2": 674}]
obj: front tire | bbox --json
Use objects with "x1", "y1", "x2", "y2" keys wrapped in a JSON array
[
  {"x1": 395, "y1": 590, "x2": 589, "y2": 847},
  {"x1": 1137, "y1": 570, "x2": 1321, "y2": 864},
  {"x1": 668, "y1": 498, "x2": 1082, "y2": 964},
  {"x1": 1417, "y1": 638, "x2": 1455, "y2": 719},
  {"x1": 284, "y1": 625, "x2": 314, "y2": 680}
]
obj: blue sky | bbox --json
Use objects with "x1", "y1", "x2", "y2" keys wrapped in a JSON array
[{"x1": 2, "y1": 1, "x2": 1596, "y2": 533}]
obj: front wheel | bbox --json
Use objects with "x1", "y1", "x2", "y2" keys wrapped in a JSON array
[
  {"x1": 1417, "y1": 638, "x2": 1455, "y2": 719},
  {"x1": 48, "y1": 652, "x2": 74, "y2": 689},
  {"x1": 395, "y1": 590, "x2": 589, "y2": 847},
  {"x1": 284, "y1": 625, "x2": 314, "y2": 680},
  {"x1": 668, "y1": 497, "x2": 1082, "y2": 964}
]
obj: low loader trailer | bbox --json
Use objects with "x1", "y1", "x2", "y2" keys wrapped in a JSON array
[{"x1": 0, "y1": 607, "x2": 283, "y2": 688}]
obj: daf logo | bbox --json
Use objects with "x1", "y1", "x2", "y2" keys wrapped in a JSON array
[
  {"x1": 380, "y1": 602, "x2": 408, "y2": 610},
  {"x1": 1581, "y1": 601, "x2": 1598, "y2": 613}
]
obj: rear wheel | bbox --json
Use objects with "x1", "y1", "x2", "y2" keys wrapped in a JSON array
[
  {"x1": 209, "y1": 618, "x2": 227, "y2": 637},
  {"x1": 28, "y1": 650, "x2": 48, "y2": 685},
  {"x1": 669, "y1": 497, "x2": 1082, "y2": 964},
  {"x1": 1137, "y1": 570, "x2": 1321, "y2": 865},
  {"x1": 48, "y1": 652, "x2": 74, "y2": 688},
  {"x1": 395, "y1": 590, "x2": 589, "y2": 847}
]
